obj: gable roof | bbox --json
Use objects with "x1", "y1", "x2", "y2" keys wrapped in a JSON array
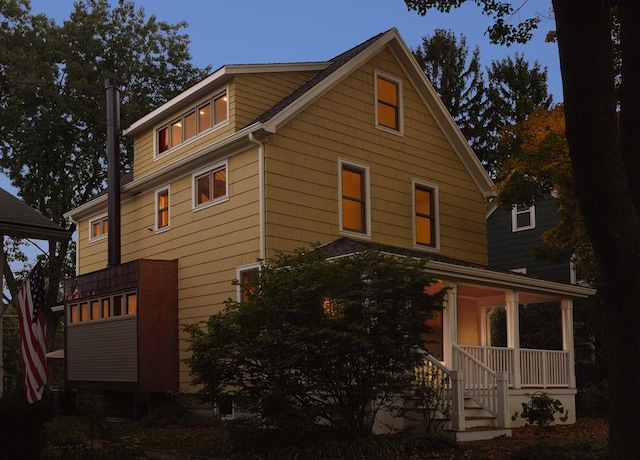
[
  {"x1": 121, "y1": 29, "x2": 494, "y2": 197},
  {"x1": 0, "y1": 187, "x2": 71, "y2": 241},
  {"x1": 317, "y1": 237, "x2": 594, "y2": 299}
]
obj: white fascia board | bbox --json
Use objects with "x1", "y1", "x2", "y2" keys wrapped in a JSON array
[
  {"x1": 64, "y1": 123, "x2": 268, "y2": 222},
  {"x1": 262, "y1": 31, "x2": 398, "y2": 133},
  {"x1": 123, "y1": 63, "x2": 327, "y2": 137},
  {"x1": 424, "y1": 260, "x2": 596, "y2": 299},
  {"x1": 389, "y1": 33, "x2": 496, "y2": 200}
]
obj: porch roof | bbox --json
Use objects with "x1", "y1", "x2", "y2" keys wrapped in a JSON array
[{"x1": 317, "y1": 237, "x2": 595, "y2": 301}]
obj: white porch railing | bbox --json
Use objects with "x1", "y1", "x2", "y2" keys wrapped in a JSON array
[
  {"x1": 453, "y1": 345, "x2": 499, "y2": 416},
  {"x1": 459, "y1": 345, "x2": 571, "y2": 388}
]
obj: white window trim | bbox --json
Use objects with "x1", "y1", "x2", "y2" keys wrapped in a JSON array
[
  {"x1": 236, "y1": 263, "x2": 261, "y2": 302},
  {"x1": 510, "y1": 267, "x2": 527, "y2": 274},
  {"x1": 154, "y1": 86, "x2": 230, "y2": 160},
  {"x1": 338, "y1": 158, "x2": 371, "y2": 238},
  {"x1": 412, "y1": 179, "x2": 440, "y2": 251},
  {"x1": 155, "y1": 185, "x2": 171, "y2": 233},
  {"x1": 88, "y1": 213, "x2": 108, "y2": 242},
  {"x1": 374, "y1": 70, "x2": 404, "y2": 136},
  {"x1": 192, "y1": 159, "x2": 229, "y2": 211},
  {"x1": 511, "y1": 204, "x2": 536, "y2": 232}
]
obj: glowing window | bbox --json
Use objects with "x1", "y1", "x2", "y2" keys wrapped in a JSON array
[
  {"x1": 89, "y1": 215, "x2": 108, "y2": 241},
  {"x1": 214, "y1": 94, "x2": 228, "y2": 124},
  {"x1": 376, "y1": 75, "x2": 400, "y2": 131},
  {"x1": 102, "y1": 299, "x2": 110, "y2": 318},
  {"x1": 158, "y1": 127, "x2": 169, "y2": 153},
  {"x1": 184, "y1": 111, "x2": 196, "y2": 140},
  {"x1": 126, "y1": 293, "x2": 137, "y2": 315},
  {"x1": 199, "y1": 103, "x2": 211, "y2": 131},
  {"x1": 415, "y1": 185, "x2": 435, "y2": 247},
  {"x1": 341, "y1": 165, "x2": 366, "y2": 233},
  {"x1": 194, "y1": 163, "x2": 227, "y2": 208},
  {"x1": 80, "y1": 302, "x2": 89, "y2": 322},
  {"x1": 156, "y1": 187, "x2": 170, "y2": 230},
  {"x1": 90, "y1": 300, "x2": 100, "y2": 320}
]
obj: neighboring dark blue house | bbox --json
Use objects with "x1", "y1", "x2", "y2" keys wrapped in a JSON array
[{"x1": 487, "y1": 194, "x2": 575, "y2": 284}]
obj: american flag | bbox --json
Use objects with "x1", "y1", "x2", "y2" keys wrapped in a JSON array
[{"x1": 17, "y1": 261, "x2": 49, "y2": 403}]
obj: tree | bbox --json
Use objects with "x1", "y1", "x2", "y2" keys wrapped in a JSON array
[
  {"x1": 486, "y1": 54, "x2": 553, "y2": 174},
  {"x1": 0, "y1": 0, "x2": 209, "y2": 346},
  {"x1": 405, "y1": 1, "x2": 639, "y2": 457},
  {"x1": 412, "y1": 29, "x2": 551, "y2": 176},
  {"x1": 413, "y1": 29, "x2": 488, "y2": 161},
  {"x1": 186, "y1": 247, "x2": 445, "y2": 437}
]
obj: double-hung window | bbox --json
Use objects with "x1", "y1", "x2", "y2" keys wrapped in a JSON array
[
  {"x1": 414, "y1": 180, "x2": 439, "y2": 249},
  {"x1": 512, "y1": 204, "x2": 536, "y2": 231},
  {"x1": 339, "y1": 159, "x2": 370, "y2": 236},
  {"x1": 89, "y1": 214, "x2": 108, "y2": 242},
  {"x1": 193, "y1": 161, "x2": 228, "y2": 209},
  {"x1": 375, "y1": 72, "x2": 402, "y2": 132},
  {"x1": 156, "y1": 186, "x2": 170, "y2": 231}
]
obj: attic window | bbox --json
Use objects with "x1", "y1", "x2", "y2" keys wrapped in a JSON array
[
  {"x1": 155, "y1": 88, "x2": 228, "y2": 157},
  {"x1": 375, "y1": 72, "x2": 402, "y2": 133},
  {"x1": 512, "y1": 204, "x2": 536, "y2": 231},
  {"x1": 414, "y1": 180, "x2": 439, "y2": 249}
]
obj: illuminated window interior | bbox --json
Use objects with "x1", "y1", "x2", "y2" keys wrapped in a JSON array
[
  {"x1": 415, "y1": 185, "x2": 435, "y2": 247},
  {"x1": 157, "y1": 188, "x2": 169, "y2": 229},
  {"x1": 156, "y1": 89, "x2": 228, "y2": 155},
  {"x1": 240, "y1": 268, "x2": 259, "y2": 302},
  {"x1": 341, "y1": 165, "x2": 366, "y2": 233},
  {"x1": 90, "y1": 215, "x2": 108, "y2": 240},
  {"x1": 376, "y1": 75, "x2": 399, "y2": 130},
  {"x1": 195, "y1": 165, "x2": 227, "y2": 207},
  {"x1": 68, "y1": 291, "x2": 137, "y2": 324}
]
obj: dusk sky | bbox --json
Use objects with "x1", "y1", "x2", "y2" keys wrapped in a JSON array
[{"x1": 2, "y1": 0, "x2": 560, "y2": 197}]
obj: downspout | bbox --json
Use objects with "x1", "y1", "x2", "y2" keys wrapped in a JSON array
[
  {"x1": 105, "y1": 78, "x2": 121, "y2": 267},
  {"x1": 248, "y1": 132, "x2": 266, "y2": 261}
]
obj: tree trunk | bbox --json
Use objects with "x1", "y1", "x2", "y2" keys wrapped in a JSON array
[{"x1": 553, "y1": 1, "x2": 640, "y2": 457}]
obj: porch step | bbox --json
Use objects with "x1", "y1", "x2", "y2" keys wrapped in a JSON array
[{"x1": 448, "y1": 426, "x2": 512, "y2": 442}]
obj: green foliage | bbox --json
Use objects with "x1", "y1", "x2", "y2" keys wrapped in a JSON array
[
  {"x1": 0, "y1": 0, "x2": 209, "y2": 313},
  {"x1": 186, "y1": 246, "x2": 445, "y2": 437},
  {"x1": 413, "y1": 29, "x2": 487, "y2": 158},
  {"x1": 512, "y1": 391, "x2": 569, "y2": 427},
  {"x1": 412, "y1": 28, "x2": 551, "y2": 177},
  {"x1": 404, "y1": 0, "x2": 540, "y2": 45}
]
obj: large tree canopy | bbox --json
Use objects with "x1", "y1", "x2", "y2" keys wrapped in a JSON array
[
  {"x1": 412, "y1": 29, "x2": 551, "y2": 176},
  {"x1": 0, "y1": 0, "x2": 209, "y2": 339},
  {"x1": 405, "y1": 1, "x2": 639, "y2": 457}
]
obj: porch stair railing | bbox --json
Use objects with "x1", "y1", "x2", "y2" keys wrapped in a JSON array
[{"x1": 452, "y1": 345, "x2": 510, "y2": 428}]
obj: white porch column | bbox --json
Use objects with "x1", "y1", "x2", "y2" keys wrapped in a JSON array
[
  {"x1": 442, "y1": 283, "x2": 457, "y2": 368},
  {"x1": 506, "y1": 291, "x2": 521, "y2": 389},
  {"x1": 561, "y1": 299, "x2": 576, "y2": 388}
]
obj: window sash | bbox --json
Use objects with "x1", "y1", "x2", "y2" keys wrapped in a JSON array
[{"x1": 341, "y1": 166, "x2": 366, "y2": 233}]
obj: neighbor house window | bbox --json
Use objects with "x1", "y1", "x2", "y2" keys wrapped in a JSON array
[
  {"x1": 339, "y1": 160, "x2": 370, "y2": 235},
  {"x1": 512, "y1": 204, "x2": 536, "y2": 231},
  {"x1": 89, "y1": 214, "x2": 108, "y2": 241},
  {"x1": 156, "y1": 186, "x2": 170, "y2": 231},
  {"x1": 155, "y1": 88, "x2": 228, "y2": 156},
  {"x1": 414, "y1": 180, "x2": 439, "y2": 248},
  {"x1": 193, "y1": 162, "x2": 228, "y2": 209},
  {"x1": 375, "y1": 72, "x2": 401, "y2": 132}
]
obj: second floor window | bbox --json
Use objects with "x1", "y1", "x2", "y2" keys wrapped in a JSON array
[
  {"x1": 512, "y1": 204, "x2": 536, "y2": 231},
  {"x1": 156, "y1": 187, "x2": 170, "y2": 230},
  {"x1": 194, "y1": 162, "x2": 228, "y2": 209},
  {"x1": 89, "y1": 214, "x2": 108, "y2": 241},
  {"x1": 414, "y1": 182, "x2": 437, "y2": 247},
  {"x1": 340, "y1": 160, "x2": 369, "y2": 235}
]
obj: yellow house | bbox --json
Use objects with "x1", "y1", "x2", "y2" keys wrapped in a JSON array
[{"x1": 64, "y1": 29, "x2": 593, "y2": 439}]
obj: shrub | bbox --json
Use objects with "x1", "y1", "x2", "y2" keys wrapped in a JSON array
[
  {"x1": 0, "y1": 388, "x2": 50, "y2": 459},
  {"x1": 512, "y1": 391, "x2": 569, "y2": 427}
]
